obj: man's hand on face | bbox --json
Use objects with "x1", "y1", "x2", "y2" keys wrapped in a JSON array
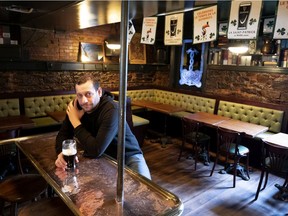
[{"x1": 66, "y1": 100, "x2": 85, "y2": 128}]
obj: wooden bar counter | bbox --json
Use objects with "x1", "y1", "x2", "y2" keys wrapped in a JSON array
[{"x1": 13, "y1": 132, "x2": 183, "y2": 216}]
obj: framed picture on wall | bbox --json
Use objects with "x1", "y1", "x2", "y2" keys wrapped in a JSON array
[
  {"x1": 129, "y1": 33, "x2": 146, "y2": 64},
  {"x1": 78, "y1": 42, "x2": 104, "y2": 62},
  {"x1": 263, "y1": 18, "x2": 274, "y2": 34}
]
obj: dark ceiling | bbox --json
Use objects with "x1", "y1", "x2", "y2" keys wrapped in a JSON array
[
  {"x1": 0, "y1": 1, "x2": 198, "y2": 31},
  {"x1": 0, "y1": 1, "x2": 278, "y2": 31}
]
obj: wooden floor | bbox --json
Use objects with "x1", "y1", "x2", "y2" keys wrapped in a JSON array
[{"x1": 141, "y1": 137, "x2": 288, "y2": 216}]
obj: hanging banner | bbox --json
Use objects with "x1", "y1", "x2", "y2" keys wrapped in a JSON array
[
  {"x1": 273, "y1": 0, "x2": 288, "y2": 39},
  {"x1": 141, "y1": 17, "x2": 158, "y2": 45},
  {"x1": 227, "y1": 0, "x2": 262, "y2": 39},
  {"x1": 193, "y1": 5, "x2": 217, "y2": 44},
  {"x1": 128, "y1": 20, "x2": 136, "y2": 44},
  {"x1": 164, "y1": 13, "x2": 183, "y2": 45}
]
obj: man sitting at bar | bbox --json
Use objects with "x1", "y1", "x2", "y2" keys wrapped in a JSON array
[{"x1": 54, "y1": 74, "x2": 151, "y2": 180}]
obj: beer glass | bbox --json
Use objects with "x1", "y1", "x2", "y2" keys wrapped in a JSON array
[{"x1": 62, "y1": 139, "x2": 77, "y2": 170}]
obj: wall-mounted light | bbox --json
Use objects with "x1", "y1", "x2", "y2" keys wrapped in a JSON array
[{"x1": 105, "y1": 36, "x2": 121, "y2": 50}]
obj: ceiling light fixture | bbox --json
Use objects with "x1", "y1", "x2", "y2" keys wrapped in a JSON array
[{"x1": 6, "y1": 5, "x2": 34, "y2": 14}]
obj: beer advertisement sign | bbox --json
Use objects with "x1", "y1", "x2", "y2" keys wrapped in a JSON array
[
  {"x1": 141, "y1": 17, "x2": 158, "y2": 45},
  {"x1": 228, "y1": 0, "x2": 262, "y2": 39},
  {"x1": 193, "y1": 5, "x2": 217, "y2": 44},
  {"x1": 164, "y1": 13, "x2": 184, "y2": 45},
  {"x1": 273, "y1": 0, "x2": 288, "y2": 39}
]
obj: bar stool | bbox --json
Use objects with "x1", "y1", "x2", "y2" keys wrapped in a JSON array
[
  {"x1": 18, "y1": 197, "x2": 74, "y2": 216},
  {"x1": 0, "y1": 128, "x2": 48, "y2": 216}
]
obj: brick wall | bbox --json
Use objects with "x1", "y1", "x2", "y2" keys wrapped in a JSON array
[
  {"x1": 204, "y1": 68, "x2": 288, "y2": 105},
  {"x1": 0, "y1": 24, "x2": 169, "y2": 94}
]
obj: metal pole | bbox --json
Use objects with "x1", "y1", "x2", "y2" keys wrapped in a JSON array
[{"x1": 116, "y1": 0, "x2": 129, "y2": 204}]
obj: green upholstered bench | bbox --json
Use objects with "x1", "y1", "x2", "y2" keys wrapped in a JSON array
[
  {"x1": 24, "y1": 94, "x2": 75, "y2": 127},
  {"x1": 112, "y1": 89, "x2": 216, "y2": 118},
  {"x1": 217, "y1": 100, "x2": 284, "y2": 139},
  {"x1": 0, "y1": 99, "x2": 20, "y2": 117}
]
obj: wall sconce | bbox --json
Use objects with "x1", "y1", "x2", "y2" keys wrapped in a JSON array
[{"x1": 105, "y1": 35, "x2": 121, "y2": 50}]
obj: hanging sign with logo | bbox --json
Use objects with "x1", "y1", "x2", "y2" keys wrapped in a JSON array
[
  {"x1": 273, "y1": 0, "x2": 288, "y2": 39},
  {"x1": 164, "y1": 13, "x2": 183, "y2": 45},
  {"x1": 128, "y1": 20, "x2": 136, "y2": 44},
  {"x1": 193, "y1": 5, "x2": 217, "y2": 44},
  {"x1": 141, "y1": 17, "x2": 158, "y2": 45},
  {"x1": 227, "y1": 0, "x2": 262, "y2": 39}
]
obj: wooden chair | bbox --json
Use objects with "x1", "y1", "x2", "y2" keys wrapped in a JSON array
[
  {"x1": 254, "y1": 141, "x2": 288, "y2": 201},
  {"x1": 178, "y1": 117, "x2": 211, "y2": 170},
  {"x1": 0, "y1": 129, "x2": 48, "y2": 216},
  {"x1": 18, "y1": 197, "x2": 74, "y2": 216},
  {"x1": 210, "y1": 127, "x2": 250, "y2": 188}
]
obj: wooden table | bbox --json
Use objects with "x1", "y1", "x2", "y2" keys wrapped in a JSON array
[
  {"x1": 132, "y1": 100, "x2": 184, "y2": 115},
  {"x1": 217, "y1": 119, "x2": 269, "y2": 137},
  {"x1": 132, "y1": 100, "x2": 185, "y2": 147},
  {"x1": 0, "y1": 115, "x2": 35, "y2": 131},
  {"x1": 13, "y1": 133, "x2": 183, "y2": 216},
  {"x1": 184, "y1": 112, "x2": 231, "y2": 126},
  {"x1": 46, "y1": 111, "x2": 66, "y2": 123},
  {"x1": 263, "y1": 132, "x2": 288, "y2": 148}
]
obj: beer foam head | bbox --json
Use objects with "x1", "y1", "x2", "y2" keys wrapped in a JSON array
[{"x1": 63, "y1": 148, "x2": 77, "y2": 156}]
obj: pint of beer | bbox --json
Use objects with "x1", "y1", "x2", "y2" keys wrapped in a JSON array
[{"x1": 62, "y1": 139, "x2": 77, "y2": 170}]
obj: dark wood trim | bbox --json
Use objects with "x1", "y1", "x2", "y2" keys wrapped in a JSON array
[
  {"x1": 0, "y1": 61, "x2": 170, "y2": 72},
  {"x1": 208, "y1": 65, "x2": 288, "y2": 74}
]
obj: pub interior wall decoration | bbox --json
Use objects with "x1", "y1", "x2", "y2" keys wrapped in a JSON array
[
  {"x1": 141, "y1": 17, "x2": 158, "y2": 45},
  {"x1": 228, "y1": 0, "x2": 262, "y2": 39},
  {"x1": 219, "y1": 23, "x2": 228, "y2": 36},
  {"x1": 164, "y1": 13, "x2": 183, "y2": 45},
  {"x1": 263, "y1": 18, "x2": 274, "y2": 34},
  {"x1": 193, "y1": 5, "x2": 217, "y2": 44},
  {"x1": 129, "y1": 33, "x2": 146, "y2": 64},
  {"x1": 79, "y1": 42, "x2": 104, "y2": 62},
  {"x1": 273, "y1": 0, "x2": 288, "y2": 39},
  {"x1": 179, "y1": 40, "x2": 204, "y2": 88}
]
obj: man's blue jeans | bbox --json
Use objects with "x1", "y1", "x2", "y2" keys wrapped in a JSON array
[{"x1": 126, "y1": 154, "x2": 151, "y2": 180}]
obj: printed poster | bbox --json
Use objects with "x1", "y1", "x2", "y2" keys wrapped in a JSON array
[
  {"x1": 164, "y1": 13, "x2": 183, "y2": 45},
  {"x1": 228, "y1": 0, "x2": 262, "y2": 39},
  {"x1": 193, "y1": 5, "x2": 217, "y2": 44},
  {"x1": 273, "y1": 0, "x2": 288, "y2": 39},
  {"x1": 141, "y1": 17, "x2": 158, "y2": 45}
]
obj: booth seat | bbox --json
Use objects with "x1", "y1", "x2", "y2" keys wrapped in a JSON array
[
  {"x1": 0, "y1": 99, "x2": 20, "y2": 117},
  {"x1": 24, "y1": 94, "x2": 75, "y2": 127},
  {"x1": 217, "y1": 100, "x2": 284, "y2": 139},
  {"x1": 114, "y1": 89, "x2": 216, "y2": 118}
]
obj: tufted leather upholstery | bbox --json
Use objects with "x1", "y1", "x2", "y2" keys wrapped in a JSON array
[
  {"x1": 113, "y1": 89, "x2": 216, "y2": 118},
  {"x1": 217, "y1": 100, "x2": 284, "y2": 133},
  {"x1": 0, "y1": 99, "x2": 20, "y2": 117},
  {"x1": 24, "y1": 95, "x2": 75, "y2": 118}
]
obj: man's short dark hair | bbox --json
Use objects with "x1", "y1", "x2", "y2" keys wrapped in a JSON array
[{"x1": 76, "y1": 74, "x2": 100, "y2": 90}]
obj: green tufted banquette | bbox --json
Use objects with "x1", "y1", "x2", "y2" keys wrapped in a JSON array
[
  {"x1": 0, "y1": 99, "x2": 20, "y2": 117},
  {"x1": 217, "y1": 100, "x2": 284, "y2": 138},
  {"x1": 113, "y1": 89, "x2": 216, "y2": 118}
]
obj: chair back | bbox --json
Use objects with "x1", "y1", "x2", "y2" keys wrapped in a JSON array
[
  {"x1": 181, "y1": 117, "x2": 200, "y2": 142},
  {"x1": 217, "y1": 127, "x2": 244, "y2": 155},
  {"x1": 262, "y1": 141, "x2": 288, "y2": 174}
]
